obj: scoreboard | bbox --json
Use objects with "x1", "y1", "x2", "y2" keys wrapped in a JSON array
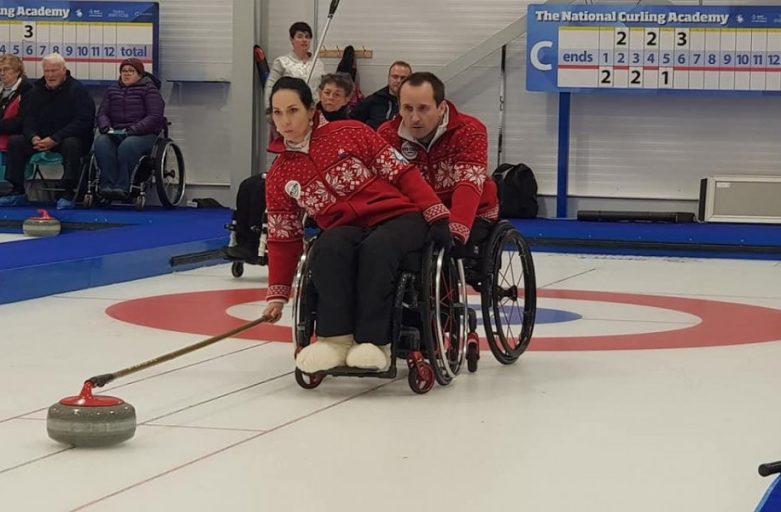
[
  {"x1": 0, "y1": 1, "x2": 158, "y2": 84},
  {"x1": 527, "y1": 5, "x2": 781, "y2": 94}
]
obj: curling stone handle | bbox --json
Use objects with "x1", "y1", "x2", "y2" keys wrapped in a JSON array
[
  {"x1": 87, "y1": 373, "x2": 117, "y2": 388},
  {"x1": 36, "y1": 209, "x2": 52, "y2": 219},
  {"x1": 759, "y1": 461, "x2": 781, "y2": 477}
]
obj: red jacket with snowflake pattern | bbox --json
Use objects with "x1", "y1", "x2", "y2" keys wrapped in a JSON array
[
  {"x1": 377, "y1": 101, "x2": 498, "y2": 243},
  {"x1": 265, "y1": 115, "x2": 449, "y2": 303}
]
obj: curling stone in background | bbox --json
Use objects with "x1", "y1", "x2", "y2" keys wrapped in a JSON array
[
  {"x1": 23, "y1": 209, "x2": 61, "y2": 237},
  {"x1": 47, "y1": 381, "x2": 136, "y2": 447}
]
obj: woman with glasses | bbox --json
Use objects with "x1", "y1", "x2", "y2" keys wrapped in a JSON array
[
  {"x1": 94, "y1": 58, "x2": 164, "y2": 200},
  {"x1": 0, "y1": 55, "x2": 32, "y2": 180}
]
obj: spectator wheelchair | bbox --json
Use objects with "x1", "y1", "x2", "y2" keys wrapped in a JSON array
[
  {"x1": 291, "y1": 218, "x2": 537, "y2": 394},
  {"x1": 79, "y1": 122, "x2": 185, "y2": 210}
]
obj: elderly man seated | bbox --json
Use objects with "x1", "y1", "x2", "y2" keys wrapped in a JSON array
[{"x1": 0, "y1": 53, "x2": 95, "y2": 209}]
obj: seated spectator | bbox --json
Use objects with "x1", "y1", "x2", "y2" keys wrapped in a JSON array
[
  {"x1": 94, "y1": 58, "x2": 165, "y2": 199},
  {"x1": 0, "y1": 53, "x2": 94, "y2": 209},
  {"x1": 0, "y1": 55, "x2": 32, "y2": 166},
  {"x1": 317, "y1": 72, "x2": 353, "y2": 121},
  {"x1": 263, "y1": 22, "x2": 325, "y2": 110},
  {"x1": 350, "y1": 60, "x2": 411, "y2": 130}
]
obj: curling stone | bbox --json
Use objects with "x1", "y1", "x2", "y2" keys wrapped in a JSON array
[
  {"x1": 23, "y1": 209, "x2": 61, "y2": 237},
  {"x1": 47, "y1": 381, "x2": 136, "y2": 447}
]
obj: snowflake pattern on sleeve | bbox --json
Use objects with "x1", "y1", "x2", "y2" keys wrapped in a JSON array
[{"x1": 267, "y1": 211, "x2": 304, "y2": 240}]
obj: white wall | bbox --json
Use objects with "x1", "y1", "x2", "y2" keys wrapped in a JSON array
[{"x1": 266, "y1": 0, "x2": 781, "y2": 215}]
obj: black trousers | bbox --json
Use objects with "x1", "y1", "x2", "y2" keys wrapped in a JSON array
[
  {"x1": 6, "y1": 135, "x2": 85, "y2": 197},
  {"x1": 308, "y1": 213, "x2": 429, "y2": 345},
  {"x1": 232, "y1": 173, "x2": 266, "y2": 251}
]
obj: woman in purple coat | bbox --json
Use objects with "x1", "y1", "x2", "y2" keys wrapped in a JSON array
[{"x1": 94, "y1": 58, "x2": 165, "y2": 198}]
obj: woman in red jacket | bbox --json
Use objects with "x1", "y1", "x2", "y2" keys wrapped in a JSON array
[
  {"x1": 0, "y1": 55, "x2": 32, "y2": 175},
  {"x1": 262, "y1": 77, "x2": 452, "y2": 374}
]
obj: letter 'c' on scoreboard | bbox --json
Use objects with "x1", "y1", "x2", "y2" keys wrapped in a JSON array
[
  {"x1": 526, "y1": 4, "x2": 781, "y2": 95},
  {"x1": 0, "y1": 1, "x2": 158, "y2": 84}
]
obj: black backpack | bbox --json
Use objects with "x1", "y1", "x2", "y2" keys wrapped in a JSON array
[{"x1": 492, "y1": 163, "x2": 539, "y2": 218}]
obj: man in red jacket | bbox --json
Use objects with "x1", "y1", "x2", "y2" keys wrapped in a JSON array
[{"x1": 377, "y1": 72, "x2": 499, "y2": 252}]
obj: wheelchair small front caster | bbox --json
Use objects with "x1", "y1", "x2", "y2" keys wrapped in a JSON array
[
  {"x1": 231, "y1": 261, "x2": 244, "y2": 278},
  {"x1": 295, "y1": 368, "x2": 324, "y2": 390},
  {"x1": 407, "y1": 360, "x2": 435, "y2": 394},
  {"x1": 466, "y1": 332, "x2": 480, "y2": 373}
]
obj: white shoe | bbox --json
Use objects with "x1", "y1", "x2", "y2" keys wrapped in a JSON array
[
  {"x1": 345, "y1": 343, "x2": 392, "y2": 371},
  {"x1": 296, "y1": 334, "x2": 354, "y2": 373}
]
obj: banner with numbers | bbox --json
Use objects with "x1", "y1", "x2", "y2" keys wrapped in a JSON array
[
  {"x1": 0, "y1": 1, "x2": 158, "y2": 84},
  {"x1": 527, "y1": 4, "x2": 781, "y2": 94}
]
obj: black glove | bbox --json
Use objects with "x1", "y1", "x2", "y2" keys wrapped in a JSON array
[
  {"x1": 450, "y1": 239, "x2": 468, "y2": 259},
  {"x1": 426, "y1": 220, "x2": 453, "y2": 253}
]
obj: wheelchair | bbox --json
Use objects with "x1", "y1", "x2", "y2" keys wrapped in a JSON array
[
  {"x1": 226, "y1": 211, "x2": 269, "y2": 278},
  {"x1": 80, "y1": 123, "x2": 185, "y2": 210},
  {"x1": 291, "y1": 219, "x2": 536, "y2": 394},
  {"x1": 293, "y1": 238, "x2": 469, "y2": 394}
]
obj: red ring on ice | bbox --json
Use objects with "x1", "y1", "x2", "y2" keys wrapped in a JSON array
[{"x1": 106, "y1": 288, "x2": 781, "y2": 351}]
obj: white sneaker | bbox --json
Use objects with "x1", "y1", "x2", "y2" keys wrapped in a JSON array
[
  {"x1": 345, "y1": 343, "x2": 392, "y2": 371},
  {"x1": 295, "y1": 334, "x2": 354, "y2": 373}
]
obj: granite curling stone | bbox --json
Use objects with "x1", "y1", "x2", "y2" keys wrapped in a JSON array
[
  {"x1": 23, "y1": 209, "x2": 61, "y2": 237},
  {"x1": 47, "y1": 381, "x2": 137, "y2": 447}
]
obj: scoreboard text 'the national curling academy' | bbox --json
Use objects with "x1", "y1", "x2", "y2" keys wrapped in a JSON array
[{"x1": 526, "y1": 4, "x2": 781, "y2": 94}]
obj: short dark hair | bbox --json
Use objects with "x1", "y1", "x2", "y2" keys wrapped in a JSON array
[
  {"x1": 400, "y1": 72, "x2": 445, "y2": 105},
  {"x1": 389, "y1": 61, "x2": 412, "y2": 74},
  {"x1": 289, "y1": 22, "x2": 312, "y2": 39},
  {"x1": 319, "y1": 73, "x2": 354, "y2": 97},
  {"x1": 271, "y1": 77, "x2": 315, "y2": 109}
]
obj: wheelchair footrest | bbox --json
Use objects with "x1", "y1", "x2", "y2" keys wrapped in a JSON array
[{"x1": 323, "y1": 366, "x2": 397, "y2": 379}]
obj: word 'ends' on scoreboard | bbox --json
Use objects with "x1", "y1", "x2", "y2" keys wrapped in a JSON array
[
  {"x1": 0, "y1": 1, "x2": 158, "y2": 84},
  {"x1": 526, "y1": 4, "x2": 781, "y2": 94}
]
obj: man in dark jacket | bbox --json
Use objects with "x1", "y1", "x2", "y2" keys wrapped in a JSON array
[
  {"x1": 349, "y1": 61, "x2": 411, "y2": 130},
  {"x1": 0, "y1": 54, "x2": 94, "y2": 209}
]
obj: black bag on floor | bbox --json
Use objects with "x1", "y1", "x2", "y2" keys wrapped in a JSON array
[{"x1": 492, "y1": 163, "x2": 538, "y2": 218}]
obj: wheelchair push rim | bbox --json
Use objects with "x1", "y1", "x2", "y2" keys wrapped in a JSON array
[
  {"x1": 422, "y1": 245, "x2": 467, "y2": 385},
  {"x1": 481, "y1": 225, "x2": 536, "y2": 364},
  {"x1": 154, "y1": 140, "x2": 186, "y2": 208}
]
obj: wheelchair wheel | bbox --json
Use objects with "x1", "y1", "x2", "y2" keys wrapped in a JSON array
[
  {"x1": 153, "y1": 139, "x2": 185, "y2": 209},
  {"x1": 292, "y1": 242, "x2": 316, "y2": 350},
  {"x1": 231, "y1": 261, "x2": 244, "y2": 278},
  {"x1": 407, "y1": 362, "x2": 435, "y2": 394},
  {"x1": 295, "y1": 368, "x2": 324, "y2": 389},
  {"x1": 134, "y1": 194, "x2": 146, "y2": 211},
  {"x1": 480, "y1": 223, "x2": 537, "y2": 365},
  {"x1": 421, "y1": 244, "x2": 467, "y2": 386},
  {"x1": 466, "y1": 342, "x2": 479, "y2": 373}
]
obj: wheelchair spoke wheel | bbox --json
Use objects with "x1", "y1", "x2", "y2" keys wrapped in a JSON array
[
  {"x1": 481, "y1": 225, "x2": 537, "y2": 364},
  {"x1": 422, "y1": 246, "x2": 467, "y2": 386},
  {"x1": 292, "y1": 241, "x2": 316, "y2": 350},
  {"x1": 154, "y1": 140, "x2": 185, "y2": 208}
]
